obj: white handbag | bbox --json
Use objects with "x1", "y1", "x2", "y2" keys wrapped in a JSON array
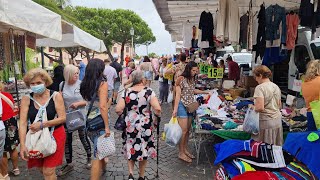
[
  {"x1": 97, "y1": 131, "x2": 116, "y2": 160},
  {"x1": 25, "y1": 92, "x2": 57, "y2": 159}
]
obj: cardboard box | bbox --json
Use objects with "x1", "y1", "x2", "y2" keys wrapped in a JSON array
[
  {"x1": 229, "y1": 88, "x2": 246, "y2": 98},
  {"x1": 240, "y1": 76, "x2": 258, "y2": 88}
]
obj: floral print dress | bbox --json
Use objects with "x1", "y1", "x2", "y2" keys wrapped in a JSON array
[{"x1": 122, "y1": 87, "x2": 157, "y2": 161}]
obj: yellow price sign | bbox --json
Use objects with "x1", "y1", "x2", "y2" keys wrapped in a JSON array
[{"x1": 208, "y1": 68, "x2": 224, "y2": 78}]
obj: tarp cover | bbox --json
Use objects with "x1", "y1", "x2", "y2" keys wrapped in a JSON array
[
  {"x1": 0, "y1": 0, "x2": 62, "y2": 40},
  {"x1": 36, "y1": 21, "x2": 107, "y2": 52}
]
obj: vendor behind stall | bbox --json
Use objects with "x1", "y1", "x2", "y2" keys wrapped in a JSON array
[
  {"x1": 226, "y1": 56, "x2": 240, "y2": 83},
  {"x1": 301, "y1": 60, "x2": 320, "y2": 131},
  {"x1": 251, "y1": 65, "x2": 283, "y2": 146}
]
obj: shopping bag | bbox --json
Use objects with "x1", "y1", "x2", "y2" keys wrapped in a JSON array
[
  {"x1": 25, "y1": 93, "x2": 57, "y2": 159},
  {"x1": 310, "y1": 100, "x2": 320, "y2": 130},
  {"x1": 66, "y1": 109, "x2": 86, "y2": 133},
  {"x1": 243, "y1": 108, "x2": 260, "y2": 135},
  {"x1": 97, "y1": 132, "x2": 116, "y2": 160},
  {"x1": 167, "y1": 91, "x2": 173, "y2": 103},
  {"x1": 164, "y1": 117, "x2": 182, "y2": 147}
]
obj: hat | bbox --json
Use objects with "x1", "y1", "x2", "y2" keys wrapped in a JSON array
[{"x1": 75, "y1": 56, "x2": 82, "y2": 61}]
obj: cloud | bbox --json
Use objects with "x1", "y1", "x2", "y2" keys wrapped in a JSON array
[{"x1": 70, "y1": 0, "x2": 176, "y2": 56}]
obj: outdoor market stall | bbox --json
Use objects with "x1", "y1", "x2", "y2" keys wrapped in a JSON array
[
  {"x1": 0, "y1": 0, "x2": 62, "y2": 105},
  {"x1": 36, "y1": 20, "x2": 107, "y2": 53}
]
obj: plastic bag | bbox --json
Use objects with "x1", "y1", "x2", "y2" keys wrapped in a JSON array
[
  {"x1": 310, "y1": 100, "x2": 320, "y2": 130},
  {"x1": 243, "y1": 108, "x2": 259, "y2": 135},
  {"x1": 97, "y1": 132, "x2": 116, "y2": 160},
  {"x1": 167, "y1": 91, "x2": 174, "y2": 103},
  {"x1": 164, "y1": 117, "x2": 182, "y2": 147}
]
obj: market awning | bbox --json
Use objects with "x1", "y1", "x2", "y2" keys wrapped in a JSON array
[
  {"x1": 153, "y1": 0, "x2": 301, "y2": 42},
  {"x1": 0, "y1": 0, "x2": 62, "y2": 40},
  {"x1": 36, "y1": 21, "x2": 107, "y2": 52}
]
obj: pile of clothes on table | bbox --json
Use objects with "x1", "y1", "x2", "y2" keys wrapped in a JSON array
[
  {"x1": 214, "y1": 132, "x2": 320, "y2": 179},
  {"x1": 281, "y1": 108, "x2": 308, "y2": 132},
  {"x1": 195, "y1": 91, "x2": 254, "y2": 131}
]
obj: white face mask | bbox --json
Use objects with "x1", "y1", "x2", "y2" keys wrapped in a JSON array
[{"x1": 30, "y1": 84, "x2": 46, "y2": 94}]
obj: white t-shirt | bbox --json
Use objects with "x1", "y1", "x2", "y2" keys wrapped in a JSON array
[{"x1": 103, "y1": 65, "x2": 118, "y2": 90}]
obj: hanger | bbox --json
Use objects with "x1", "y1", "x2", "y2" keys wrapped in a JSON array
[{"x1": 187, "y1": 20, "x2": 190, "y2": 23}]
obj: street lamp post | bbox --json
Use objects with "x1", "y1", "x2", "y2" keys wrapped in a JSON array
[{"x1": 130, "y1": 27, "x2": 134, "y2": 58}]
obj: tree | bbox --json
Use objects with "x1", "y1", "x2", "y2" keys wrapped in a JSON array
[
  {"x1": 71, "y1": 8, "x2": 156, "y2": 64},
  {"x1": 148, "y1": 52, "x2": 157, "y2": 58}
]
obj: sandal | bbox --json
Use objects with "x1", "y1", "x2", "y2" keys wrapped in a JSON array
[
  {"x1": 178, "y1": 154, "x2": 192, "y2": 163},
  {"x1": 12, "y1": 168, "x2": 20, "y2": 176},
  {"x1": 185, "y1": 152, "x2": 195, "y2": 159}
]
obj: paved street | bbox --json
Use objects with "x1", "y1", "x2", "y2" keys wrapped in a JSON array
[{"x1": 10, "y1": 81, "x2": 217, "y2": 180}]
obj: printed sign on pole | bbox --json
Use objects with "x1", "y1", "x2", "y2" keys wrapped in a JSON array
[{"x1": 208, "y1": 68, "x2": 224, "y2": 78}]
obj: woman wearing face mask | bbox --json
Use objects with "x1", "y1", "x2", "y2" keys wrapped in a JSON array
[
  {"x1": 172, "y1": 61, "x2": 209, "y2": 163},
  {"x1": 19, "y1": 68, "x2": 66, "y2": 180},
  {"x1": 57, "y1": 65, "x2": 91, "y2": 176}
]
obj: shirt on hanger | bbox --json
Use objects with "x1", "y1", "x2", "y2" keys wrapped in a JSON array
[{"x1": 182, "y1": 22, "x2": 193, "y2": 48}]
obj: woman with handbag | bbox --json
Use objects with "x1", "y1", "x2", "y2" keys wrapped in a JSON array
[
  {"x1": 251, "y1": 65, "x2": 282, "y2": 146},
  {"x1": 302, "y1": 60, "x2": 320, "y2": 131},
  {"x1": 80, "y1": 59, "x2": 110, "y2": 180},
  {"x1": 140, "y1": 56, "x2": 157, "y2": 87},
  {"x1": 19, "y1": 68, "x2": 66, "y2": 180},
  {"x1": 172, "y1": 61, "x2": 209, "y2": 163},
  {"x1": 158, "y1": 58, "x2": 169, "y2": 105},
  {"x1": 0, "y1": 82, "x2": 20, "y2": 179},
  {"x1": 116, "y1": 70, "x2": 161, "y2": 180},
  {"x1": 57, "y1": 65, "x2": 91, "y2": 176}
]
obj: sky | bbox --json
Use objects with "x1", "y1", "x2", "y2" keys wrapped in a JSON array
[{"x1": 70, "y1": 0, "x2": 176, "y2": 56}]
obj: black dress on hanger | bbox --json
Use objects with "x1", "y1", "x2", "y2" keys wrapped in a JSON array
[{"x1": 199, "y1": 11, "x2": 214, "y2": 46}]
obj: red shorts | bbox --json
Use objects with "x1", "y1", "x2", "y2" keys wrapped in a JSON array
[{"x1": 28, "y1": 126, "x2": 66, "y2": 169}]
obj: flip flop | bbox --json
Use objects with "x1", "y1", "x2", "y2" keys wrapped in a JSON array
[
  {"x1": 185, "y1": 152, "x2": 195, "y2": 159},
  {"x1": 178, "y1": 155, "x2": 192, "y2": 163}
]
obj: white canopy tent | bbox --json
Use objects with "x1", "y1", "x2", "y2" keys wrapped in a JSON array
[
  {"x1": 36, "y1": 21, "x2": 107, "y2": 52},
  {"x1": 153, "y1": 0, "x2": 301, "y2": 42},
  {"x1": 0, "y1": 0, "x2": 62, "y2": 40}
]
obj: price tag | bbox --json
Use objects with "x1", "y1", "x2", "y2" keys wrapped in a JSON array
[
  {"x1": 208, "y1": 68, "x2": 224, "y2": 79},
  {"x1": 292, "y1": 79, "x2": 302, "y2": 92},
  {"x1": 200, "y1": 64, "x2": 210, "y2": 74}
]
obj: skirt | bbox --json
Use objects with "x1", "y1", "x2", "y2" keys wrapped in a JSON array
[
  {"x1": 4, "y1": 117, "x2": 19, "y2": 152},
  {"x1": 28, "y1": 126, "x2": 66, "y2": 168},
  {"x1": 252, "y1": 119, "x2": 283, "y2": 146}
]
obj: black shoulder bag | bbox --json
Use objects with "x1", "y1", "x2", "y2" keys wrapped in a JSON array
[
  {"x1": 114, "y1": 89, "x2": 127, "y2": 131},
  {"x1": 86, "y1": 81, "x2": 105, "y2": 131}
]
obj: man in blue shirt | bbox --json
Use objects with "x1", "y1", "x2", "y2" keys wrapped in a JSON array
[{"x1": 75, "y1": 57, "x2": 86, "y2": 81}]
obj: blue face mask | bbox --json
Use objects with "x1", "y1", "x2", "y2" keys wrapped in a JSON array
[{"x1": 30, "y1": 84, "x2": 46, "y2": 94}]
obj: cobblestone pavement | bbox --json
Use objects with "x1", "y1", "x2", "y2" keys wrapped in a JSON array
[{"x1": 10, "y1": 81, "x2": 217, "y2": 180}]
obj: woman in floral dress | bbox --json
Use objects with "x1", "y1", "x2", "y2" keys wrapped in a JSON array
[{"x1": 116, "y1": 70, "x2": 161, "y2": 180}]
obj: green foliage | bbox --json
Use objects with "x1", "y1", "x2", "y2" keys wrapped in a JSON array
[
  {"x1": 25, "y1": 48, "x2": 40, "y2": 71},
  {"x1": 32, "y1": 0, "x2": 80, "y2": 27},
  {"x1": 148, "y1": 52, "x2": 157, "y2": 58}
]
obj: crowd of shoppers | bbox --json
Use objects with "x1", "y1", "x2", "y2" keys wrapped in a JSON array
[{"x1": 3, "y1": 51, "x2": 320, "y2": 180}]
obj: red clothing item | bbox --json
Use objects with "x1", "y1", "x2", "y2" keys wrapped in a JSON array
[
  {"x1": 286, "y1": 14, "x2": 299, "y2": 50},
  {"x1": 125, "y1": 57, "x2": 130, "y2": 67},
  {"x1": 228, "y1": 61, "x2": 240, "y2": 81},
  {"x1": 233, "y1": 171, "x2": 279, "y2": 180},
  {"x1": 28, "y1": 126, "x2": 66, "y2": 168},
  {"x1": 1, "y1": 92, "x2": 16, "y2": 121}
]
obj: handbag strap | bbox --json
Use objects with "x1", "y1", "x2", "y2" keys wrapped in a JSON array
[
  {"x1": 86, "y1": 80, "x2": 101, "y2": 119},
  {"x1": 123, "y1": 89, "x2": 127, "y2": 117},
  {"x1": 0, "y1": 93, "x2": 14, "y2": 110}
]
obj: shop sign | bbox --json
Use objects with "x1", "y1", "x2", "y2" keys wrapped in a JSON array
[
  {"x1": 208, "y1": 68, "x2": 224, "y2": 79},
  {"x1": 292, "y1": 79, "x2": 302, "y2": 92}
]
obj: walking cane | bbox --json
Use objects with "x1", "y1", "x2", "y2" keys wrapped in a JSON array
[{"x1": 155, "y1": 114, "x2": 161, "y2": 178}]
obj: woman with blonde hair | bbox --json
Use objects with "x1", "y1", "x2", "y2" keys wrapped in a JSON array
[
  {"x1": 57, "y1": 65, "x2": 91, "y2": 176},
  {"x1": 19, "y1": 68, "x2": 66, "y2": 180},
  {"x1": 301, "y1": 60, "x2": 320, "y2": 131},
  {"x1": 251, "y1": 65, "x2": 282, "y2": 145}
]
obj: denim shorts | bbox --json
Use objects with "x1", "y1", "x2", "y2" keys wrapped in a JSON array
[
  {"x1": 114, "y1": 81, "x2": 121, "y2": 92},
  {"x1": 177, "y1": 101, "x2": 194, "y2": 118},
  {"x1": 144, "y1": 71, "x2": 153, "y2": 80},
  {"x1": 88, "y1": 130, "x2": 105, "y2": 160},
  {"x1": 108, "y1": 90, "x2": 113, "y2": 99},
  {"x1": 0, "y1": 128, "x2": 5, "y2": 160}
]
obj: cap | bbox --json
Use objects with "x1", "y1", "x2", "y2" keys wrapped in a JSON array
[{"x1": 113, "y1": 54, "x2": 119, "y2": 60}]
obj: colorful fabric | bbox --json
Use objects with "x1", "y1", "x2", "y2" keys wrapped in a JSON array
[
  {"x1": 232, "y1": 171, "x2": 278, "y2": 180},
  {"x1": 4, "y1": 117, "x2": 19, "y2": 152},
  {"x1": 211, "y1": 130, "x2": 251, "y2": 140},
  {"x1": 283, "y1": 132, "x2": 320, "y2": 179}
]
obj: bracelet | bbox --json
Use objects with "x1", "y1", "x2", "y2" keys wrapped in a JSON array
[{"x1": 40, "y1": 122, "x2": 43, "y2": 129}]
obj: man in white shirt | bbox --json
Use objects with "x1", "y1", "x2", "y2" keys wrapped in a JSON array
[{"x1": 103, "y1": 59, "x2": 118, "y2": 107}]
